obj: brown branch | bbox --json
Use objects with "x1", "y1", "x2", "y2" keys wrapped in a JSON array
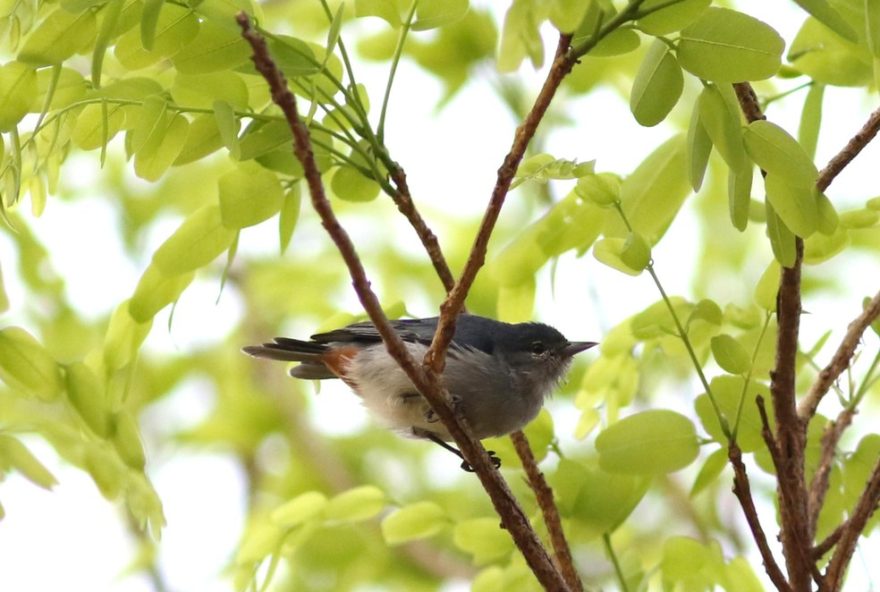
[
  {"x1": 236, "y1": 15, "x2": 570, "y2": 591},
  {"x1": 387, "y1": 165, "x2": 458, "y2": 294},
  {"x1": 824, "y1": 455, "x2": 880, "y2": 591},
  {"x1": 423, "y1": 33, "x2": 576, "y2": 374},
  {"x1": 813, "y1": 522, "x2": 843, "y2": 561},
  {"x1": 735, "y1": 83, "x2": 812, "y2": 591},
  {"x1": 807, "y1": 408, "x2": 856, "y2": 540},
  {"x1": 510, "y1": 430, "x2": 582, "y2": 592},
  {"x1": 728, "y1": 441, "x2": 792, "y2": 592},
  {"x1": 798, "y1": 290, "x2": 880, "y2": 419},
  {"x1": 815, "y1": 104, "x2": 880, "y2": 192}
]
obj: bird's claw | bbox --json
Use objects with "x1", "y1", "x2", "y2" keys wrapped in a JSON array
[{"x1": 460, "y1": 449, "x2": 501, "y2": 472}]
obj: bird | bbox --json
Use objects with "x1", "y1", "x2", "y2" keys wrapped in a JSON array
[{"x1": 243, "y1": 314, "x2": 596, "y2": 470}]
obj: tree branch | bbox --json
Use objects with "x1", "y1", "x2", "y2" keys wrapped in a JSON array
[
  {"x1": 510, "y1": 430, "x2": 582, "y2": 592},
  {"x1": 815, "y1": 104, "x2": 880, "y2": 192},
  {"x1": 728, "y1": 441, "x2": 792, "y2": 592},
  {"x1": 734, "y1": 82, "x2": 811, "y2": 591},
  {"x1": 824, "y1": 455, "x2": 880, "y2": 591},
  {"x1": 807, "y1": 407, "x2": 856, "y2": 540},
  {"x1": 236, "y1": 15, "x2": 570, "y2": 591},
  {"x1": 423, "y1": 32, "x2": 576, "y2": 373},
  {"x1": 798, "y1": 290, "x2": 880, "y2": 419}
]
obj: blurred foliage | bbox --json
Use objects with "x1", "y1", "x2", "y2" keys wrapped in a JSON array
[{"x1": 1, "y1": 0, "x2": 879, "y2": 591}]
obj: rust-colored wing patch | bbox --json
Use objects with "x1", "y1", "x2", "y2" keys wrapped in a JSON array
[{"x1": 319, "y1": 346, "x2": 361, "y2": 391}]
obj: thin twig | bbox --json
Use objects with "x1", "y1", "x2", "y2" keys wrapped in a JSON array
[
  {"x1": 511, "y1": 430, "x2": 582, "y2": 592},
  {"x1": 815, "y1": 104, "x2": 880, "y2": 192},
  {"x1": 824, "y1": 455, "x2": 880, "y2": 591},
  {"x1": 423, "y1": 32, "x2": 576, "y2": 373},
  {"x1": 728, "y1": 441, "x2": 793, "y2": 592},
  {"x1": 235, "y1": 14, "x2": 570, "y2": 591},
  {"x1": 807, "y1": 407, "x2": 856, "y2": 539},
  {"x1": 798, "y1": 290, "x2": 880, "y2": 419},
  {"x1": 813, "y1": 522, "x2": 844, "y2": 560},
  {"x1": 387, "y1": 165, "x2": 458, "y2": 294}
]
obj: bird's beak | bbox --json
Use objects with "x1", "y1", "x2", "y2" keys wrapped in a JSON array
[{"x1": 562, "y1": 341, "x2": 598, "y2": 357}]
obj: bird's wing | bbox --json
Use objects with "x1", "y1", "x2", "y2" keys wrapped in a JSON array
[{"x1": 310, "y1": 317, "x2": 440, "y2": 345}]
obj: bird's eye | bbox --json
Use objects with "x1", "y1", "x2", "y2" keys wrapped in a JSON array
[{"x1": 530, "y1": 341, "x2": 547, "y2": 355}]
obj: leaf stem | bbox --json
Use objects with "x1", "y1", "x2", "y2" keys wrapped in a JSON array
[
  {"x1": 378, "y1": 0, "x2": 418, "y2": 142},
  {"x1": 602, "y1": 532, "x2": 629, "y2": 592}
]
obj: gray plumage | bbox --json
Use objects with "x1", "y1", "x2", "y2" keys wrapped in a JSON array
[{"x1": 243, "y1": 314, "x2": 596, "y2": 442}]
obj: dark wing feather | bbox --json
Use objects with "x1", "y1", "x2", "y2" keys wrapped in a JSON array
[{"x1": 310, "y1": 317, "x2": 441, "y2": 345}]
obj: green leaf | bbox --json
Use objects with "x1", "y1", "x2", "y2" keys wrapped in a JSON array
[
  {"x1": 754, "y1": 261, "x2": 780, "y2": 310},
  {"x1": 453, "y1": 518, "x2": 515, "y2": 565},
  {"x1": 593, "y1": 238, "x2": 643, "y2": 276},
  {"x1": 743, "y1": 120, "x2": 819, "y2": 182},
  {"x1": 804, "y1": 227, "x2": 848, "y2": 263},
  {"x1": 513, "y1": 154, "x2": 594, "y2": 187},
  {"x1": 0, "y1": 264, "x2": 8, "y2": 313},
  {"x1": 694, "y1": 376, "x2": 771, "y2": 452},
  {"x1": 110, "y1": 411, "x2": 146, "y2": 470},
  {"x1": 610, "y1": 135, "x2": 690, "y2": 245},
  {"x1": 218, "y1": 162, "x2": 285, "y2": 229},
  {"x1": 355, "y1": 0, "x2": 404, "y2": 27},
  {"x1": 596, "y1": 410, "x2": 699, "y2": 474},
  {"x1": 678, "y1": 8, "x2": 784, "y2": 82},
  {"x1": 0, "y1": 62, "x2": 37, "y2": 132},
  {"x1": 153, "y1": 205, "x2": 238, "y2": 274},
  {"x1": 798, "y1": 83, "x2": 824, "y2": 160},
  {"x1": 133, "y1": 113, "x2": 189, "y2": 181},
  {"x1": 129, "y1": 264, "x2": 195, "y2": 322},
  {"x1": 18, "y1": 7, "x2": 97, "y2": 65},
  {"x1": 71, "y1": 102, "x2": 125, "y2": 150},
  {"x1": 65, "y1": 362, "x2": 109, "y2": 437},
  {"x1": 271, "y1": 491, "x2": 328, "y2": 527},
  {"x1": 686, "y1": 101, "x2": 712, "y2": 191},
  {"x1": 330, "y1": 166, "x2": 381, "y2": 202},
  {"x1": 279, "y1": 185, "x2": 302, "y2": 254},
  {"x1": 497, "y1": 0, "x2": 545, "y2": 73},
  {"x1": 268, "y1": 36, "x2": 321, "y2": 78},
  {"x1": 414, "y1": 0, "x2": 469, "y2": 31},
  {"x1": 92, "y1": 0, "x2": 124, "y2": 86},
  {"x1": 630, "y1": 39, "x2": 684, "y2": 127},
  {"x1": 764, "y1": 173, "x2": 819, "y2": 237},
  {"x1": 869, "y1": 0, "x2": 880, "y2": 57},
  {"x1": 710, "y1": 334, "x2": 750, "y2": 374},
  {"x1": 235, "y1": 523, "x2": 284, "y2": 564},
  {"x1": 381, "y1": 501, "x2": 447, "y2": 545},
  {"x1": 788, "y1": 17, "x2": 872, "y2": 86},
  {"x1": 549, "y1": 0, "x2": 591, "y2": 33},
  {"x1": 698, "y1": 84, "x2": 746, "y2": 173},
  {"x1": 325, "y1": 486, "x2": 386, "y2": 523},
  {"x1": 727, "y1": 164, "x2": 752, "y2": 231},
  {"x1": 592, "y1": 28, "x2": 641, "y2": 57},
  {"x1": 497, "y1": 277, "x2": 536, "y2": 322},
  {"x1": 550, "y1": 459, "x2": 649, "y2": 535},
  {"x1": 816, "y1": 191, "x2": 839, "y2": 234},
  {"x1": 172, "y1": 20, "x2": 251, "y2": 74},
  {"x1": 793, "y1": 0, "x2": 857, "y2": 42},
  {"x1": 0, "y1": 326, "x2": 63, "y2": 401},
  {"x1": 141, "y1": 0, "x2": 164, "y2": 51},
  {"x1": 0, "y1": 435, "x2": 58, "y2": 489},
  {"x1": 636, "y1": 0, "x2": 710, "y2": 35},
  {"x1": 103, "y1": 302, "x2": 153, "y2": 371},
  {"x1": 690, "y1": 447, "x2": 727, "y2": 497},
  {"x1": 114, "y1": 4, "x2": 199, "y2": 70},
  {"x1": 620, "y1": 232, "x2": 651, "y2": 272},
  {"x1": 212, "y1": 100, "x2": 241, "y2": 160},
  {"x1": 171, "y1": 72, "x2": 249, "y2": 110},
  {"x1": 174, "y1": 114, "x2": 225, "y2": 165},
  {"x1": 765, "y1": 201, "x2": 797, "y2": 266}
]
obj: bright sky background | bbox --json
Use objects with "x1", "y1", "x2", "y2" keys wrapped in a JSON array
[{"x1": 1, "y1": 1, "x2": 879, "y2": 590}]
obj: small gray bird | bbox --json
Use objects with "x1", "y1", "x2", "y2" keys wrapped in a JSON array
[{"x1": 243, "y1": 314, "x2": 596, "y2": 470}]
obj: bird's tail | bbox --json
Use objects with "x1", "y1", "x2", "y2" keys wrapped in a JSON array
[{"x1": 242, "y1": 338, "x2": 335, "y2": 379}]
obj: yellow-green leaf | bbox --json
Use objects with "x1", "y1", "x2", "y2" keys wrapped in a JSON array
[
  {"x1": 271, "y1": 491, "x2": 328, "y2": 527},
  {"x1": 678, "y1": 8, "x2": 784, "y2": 82},
  {"x1": 0, "y1": 62, "x2": 37, "y2": 132},
  {"x1": 325, "y1": 486, "x2": 386, "y2": 523},
  {"x1": 630, "y1": 39, "x2": 683, "y2": 127},
  {"x1": 172, "y1": 20, "x2": 251, "y2": 74},
  {"x1": 596, "y1": 410, "x2": 699, "y2": 474},
  {"x1": 381, "y1": 501, "x2": 447, "y2": 545},
  {"x1": 710, "y1": 334, "x2": 750, "y2": 374},
  {"x1": 0, "y1": 326, "x2": 63, "y2": 400},
  {"x1": 129, "y1": 264, "x2": 195, "y2": 322},
  {"x1": 65, "y1": 362, "x2": 109, "y2": 437},
  {"x1": 218, "y1": 162, "x2": 285, "y2": 229},
  {"x1": 453, "y1": 518, "x2": 514, "y2": 565},
  {"x1": 698, "y1": 84, "x2": 746, "y2": 173},
  {"x1": 18, "y1": 7, "x2": 97, "y2": 65},
  {"x1": 111, "y1": 411, "x2": 146, "y2": 470},
  {"x1": 152, "y1": 205, "x2": 237, "y2": 274},
  {"x1": 0, "y1": 435, "x2": 58, "y2": 489},
  {"x1": 103, "y1": 302, "x2": 153, "y2": 371}
]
